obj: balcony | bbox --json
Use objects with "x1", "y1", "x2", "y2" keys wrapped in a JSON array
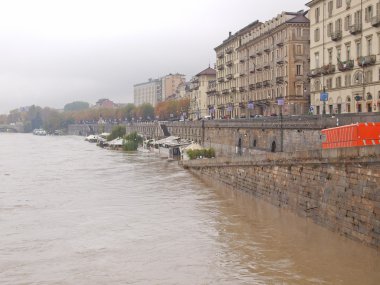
[
  {"x1": 321, "y1": 63, "x2": 335, "y2": 75},
  {"x1": 239, "y1": 58, "x2": 246, "y2": 63},
  {"x1": 217, "y1": 104, "x2": 225, "y2": 109},
  {"x1": 276, "y1": 57, "x2": 284, "y2": 65},
  {"x1": 256, "y1": 50, "x2": 262, "y2": 56},
  {"x1": 256, "y1": 64, "x2": 263, "y2": 71},
  {"x1": 239, "y1": 72, "x2": 246, "y2": 77},
  {"x1": 264, "y1": 63, "x2": 270, "y2": 69},
  {"x1": 263, "y1": 80, "x2": 270, "y2": 87},
  {"x1": 239, "y1": 86, "x2": 246, "y2": 92},
  {"x1": 217, "y1": 64, "x2": 224, "y2": 70},
  {"x1": 226, "y1": 60, "x2": 233, "y2": 67},
  {"x1": 239, "y1": 102, "x2": 246, "y2": 108},
  {"x1": 264, "y1": 47, "x2": 270, "y2": 53},
  {"x1": 217, "y1": 52, "x2": 224, "y2": 58},
  {"x1": 231, "y1": 87, "x2": 237, "y2": 93},
  {"x1": 226, "y1": 73, "x2": 233, "y2": 80},
  {"x1": 256, "y1": 82, "x2": 262, "y2": 89},
  {"x1": 276, "y1": 76, "x2": 284, "y2": 84},
  {"x1": 349, "y1": 23, "x2": 362, "y2": 35},
  {"x1": 249, "y1": 54, "x2": 256, "y2": 59},
  {"x1": 331, "y1": 31, "x2": 342, "y2": 41},
  {"x1": 337, "y1": 59, "x2": 354, "y2": 71},
  {"x1": 217, "y1": 77, "x2": 225, "y2": 83},
  {"x1": 307, "y1": 68, "x2": 322, "y2": 78},
  {"x1": 371, "y1": 15, "x2": 380, "y2": 27},
  {"x1": 357, "y1": 55, "x2": 376, "y2": 67},
  {"x1": 276, "y1": 40, "x2": 284, "y2": 47},
  {"x1": 249, "y1": 84, "x2": 256, "y2": 90},
  {"x1": 222, "y1": 89, "x2": 230, "y2": 95},
  {"x1": 226, "y1": 47, "x2": 233, "y2": 54}
]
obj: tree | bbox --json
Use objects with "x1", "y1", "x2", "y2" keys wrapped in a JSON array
[
  {"x1": 123, "y1": 131, "x2": 142, "y2": 151},
  {"x1": 136, "y1": 103, "x2": 154, "y2": 121},
  {"x1": 64, "y1": 101, "x2": 90, "y2": 112},
  {"x1": 107, "y1": 125, "x2": 126, "y2": 141}
]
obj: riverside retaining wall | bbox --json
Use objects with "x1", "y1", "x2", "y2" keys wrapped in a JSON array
[
  {"x1": 125, "y1": 113, "x2": 380, "y2": 155},
  {"x1": 180, "y1": 145, "x2": 380, "y2": 248}
]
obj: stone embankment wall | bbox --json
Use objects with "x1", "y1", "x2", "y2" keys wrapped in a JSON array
[
  {"x1": 124, "y1": 113, "x2": 380, "y2": 154},
  {"x1": 180, "y1": 145, "x2": 380, "y2": 248},
  {"x1": 68, "y1": 124, "x2": 116, "y2": 136}
]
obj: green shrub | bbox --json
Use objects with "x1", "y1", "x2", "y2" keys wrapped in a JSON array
[
  {"x1": 107, "y1": 125, "x2": 126, "y2": 141},
  {"x1": 122, "y1": 131, "x2": 143, "y2": 151},
  {"x1": 186, "y1": 148, "x2": 215, "y2": 160},
  {"x1": 123, "y1": 140, "x2": 139, "y2": 151}
]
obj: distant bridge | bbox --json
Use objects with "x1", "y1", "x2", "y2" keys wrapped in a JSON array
[{"x1": 0, "y1": 124, "x2": 24, "y2": 133}]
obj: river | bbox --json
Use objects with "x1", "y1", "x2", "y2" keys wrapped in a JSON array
[{"x1": 0, "y1": 133, "x2": 379, "y2": 284}]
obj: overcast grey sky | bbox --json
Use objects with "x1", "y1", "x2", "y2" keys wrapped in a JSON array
[{"x1": 0, "y1": 0, "x2": 307, "y2": 114}]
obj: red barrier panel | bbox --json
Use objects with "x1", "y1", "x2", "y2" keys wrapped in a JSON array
[{"x1": 321, "y1": 122, "x2": 380, "y2": 149}]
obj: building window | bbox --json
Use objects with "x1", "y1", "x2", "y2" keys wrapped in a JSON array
[
  {"x1": 328, "y1": 1, "x2": 333, "y2": 17},
  {"x1": 337, "y1": 47, "x2": 341, "y2": 60},
  {"x1": 337, "y1": 0, "x2": 342, "y2": 8},
  {"x1": 329, "y1": 104, "x2": 333, "y2": 114},
  {"x1": 354, "y1": 10, "x2": 362, "y2": 26},
  {"x1": 315, "y1": 7, "x2": 320, "y2": 23},
  {"x1": 336, "y1": 19, "x2": 342, "y2": 32},
  {"x1": 345, "y1": 74, "x2": 351, "y2": 86},
  {"x1": 364, "y1": 70, "x2": 373, "y2": 83},
  {"x1": 346, "y1": 96, "x2": 351, "y2": 113},
  {"x1": 365, "y1": 5, "x2": 373, "y2": 22},
  {"x1": 345, "y1": 44, "x2": 351, "y2": 60},
  {"x1": 337, "y1": 104, "x2": 342, "y2": 113},
  {"x1": 367, "y1": 37, "x2": 372, "y2": 55},
  {"x1": 296, "y1": 85, "x2": 302, "y2": 95},
  {"x1": 354, "y1": 71, "x2": 363, "y2": 84},
  {"x1": 296, "y1": 45, "x2": 302, "y2": 55},
  {"x1": 314, "y1": 28, "x2": 320, "y2": 42},
  {"x1": 326, "y1": 78, "x2": 333, "y2": 89},
  {"x1": 356, "y1": 41, "x2": 361, "y2": 57},
  {"x1": 315, "y1": 52, "x2": 320, "y2": 68},
  {"x1": 328, "y1": 49, "x2": 333, "y2": 64},
  {"x1": 344, "y1": 15, "x2": 352, "y2": 31},
  {"x1": 336, "y1": 76, "x2": 342, "y2": 88},
  {"x1": 316, "y1": 105, "x2": 320, "y2": 114},
  {"x1": 296, "y1": 64, "x2": 302, "y2": 75},
  {"x1": 327, "y1": 23, "x2": 333, "y2": 37}
]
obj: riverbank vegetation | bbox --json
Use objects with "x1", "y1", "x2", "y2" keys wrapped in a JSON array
[
  {"x1": 186, "y1": 148, "x2": 215, "y2": 160},
  {"x1": 0, "y1": 98, "x2": 190, "y2": 133},
  {"x1": 123, "y1": 132, "x2": 143, "y2": 151}
]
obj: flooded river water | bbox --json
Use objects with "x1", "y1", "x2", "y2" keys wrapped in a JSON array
[{"x1": 0, "y1": 133, "x2": 379, "y2": 284}]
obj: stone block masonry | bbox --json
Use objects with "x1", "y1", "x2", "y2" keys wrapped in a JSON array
[{"x1": 181, "y1": 145, "x2": 380, "y2": 248}]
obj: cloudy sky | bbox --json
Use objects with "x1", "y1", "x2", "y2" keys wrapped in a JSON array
[{"x1": 0, "y1": 0, "x2": 307, "y2": 114}]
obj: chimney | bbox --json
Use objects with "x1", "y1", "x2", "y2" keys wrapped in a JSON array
[{"x1": 229, "y1": 31, "x2": 232, "y2": 37}]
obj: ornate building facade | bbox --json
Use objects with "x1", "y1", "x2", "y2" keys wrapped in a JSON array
[
  {"x1": 307, "y1": 0, "x2": 380, "y2": 114},
  {"x1": 212, "y1": 12, "x2": 310, "y2": 119}
]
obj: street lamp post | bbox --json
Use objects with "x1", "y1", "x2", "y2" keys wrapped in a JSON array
[{"x1": 277, "y1": 98, "x2": 284, "y2": 152}]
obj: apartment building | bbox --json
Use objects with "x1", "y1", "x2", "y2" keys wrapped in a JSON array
[
  {"x1": 133, "y1": 78, "x2": 162, "y2": 107},
  {"x1": 239, "y1": 12, "x2": 310, "y2": 117},
  {"x1": 214, "y1": 21, "x2": 261, "y2": 119},
  {"x1": 161, "y1": 73, "x2": 186, "y2": 101},
  {"x1": 134, "y1": 73, "x2": 185, "y2": 107},
  {"x1": 307, "y1": 0, "x2": 380, "y2": 114},
  {"x1": 188, "y1": 67, "x2": 216, "y2": 120}
]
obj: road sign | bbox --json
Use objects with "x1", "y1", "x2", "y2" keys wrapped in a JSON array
[
  {"x1": 277, "y1": 98, "x2": 285, "y2": 106},
  {"x1": 309, "y1": 106, "x2": 314, "y2": 112},
  {"x1": 320, "y1": 92, "x2": 328, "y2": 101}
]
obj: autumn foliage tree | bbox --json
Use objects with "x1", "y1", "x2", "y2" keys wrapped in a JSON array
[{"x1": 155, "y1": 98, "x2": 189, "y2": 120}]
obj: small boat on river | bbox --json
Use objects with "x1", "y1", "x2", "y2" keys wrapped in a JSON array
[{"x1": 33, "y1": 129, "x2": 47, "y2": 136}]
